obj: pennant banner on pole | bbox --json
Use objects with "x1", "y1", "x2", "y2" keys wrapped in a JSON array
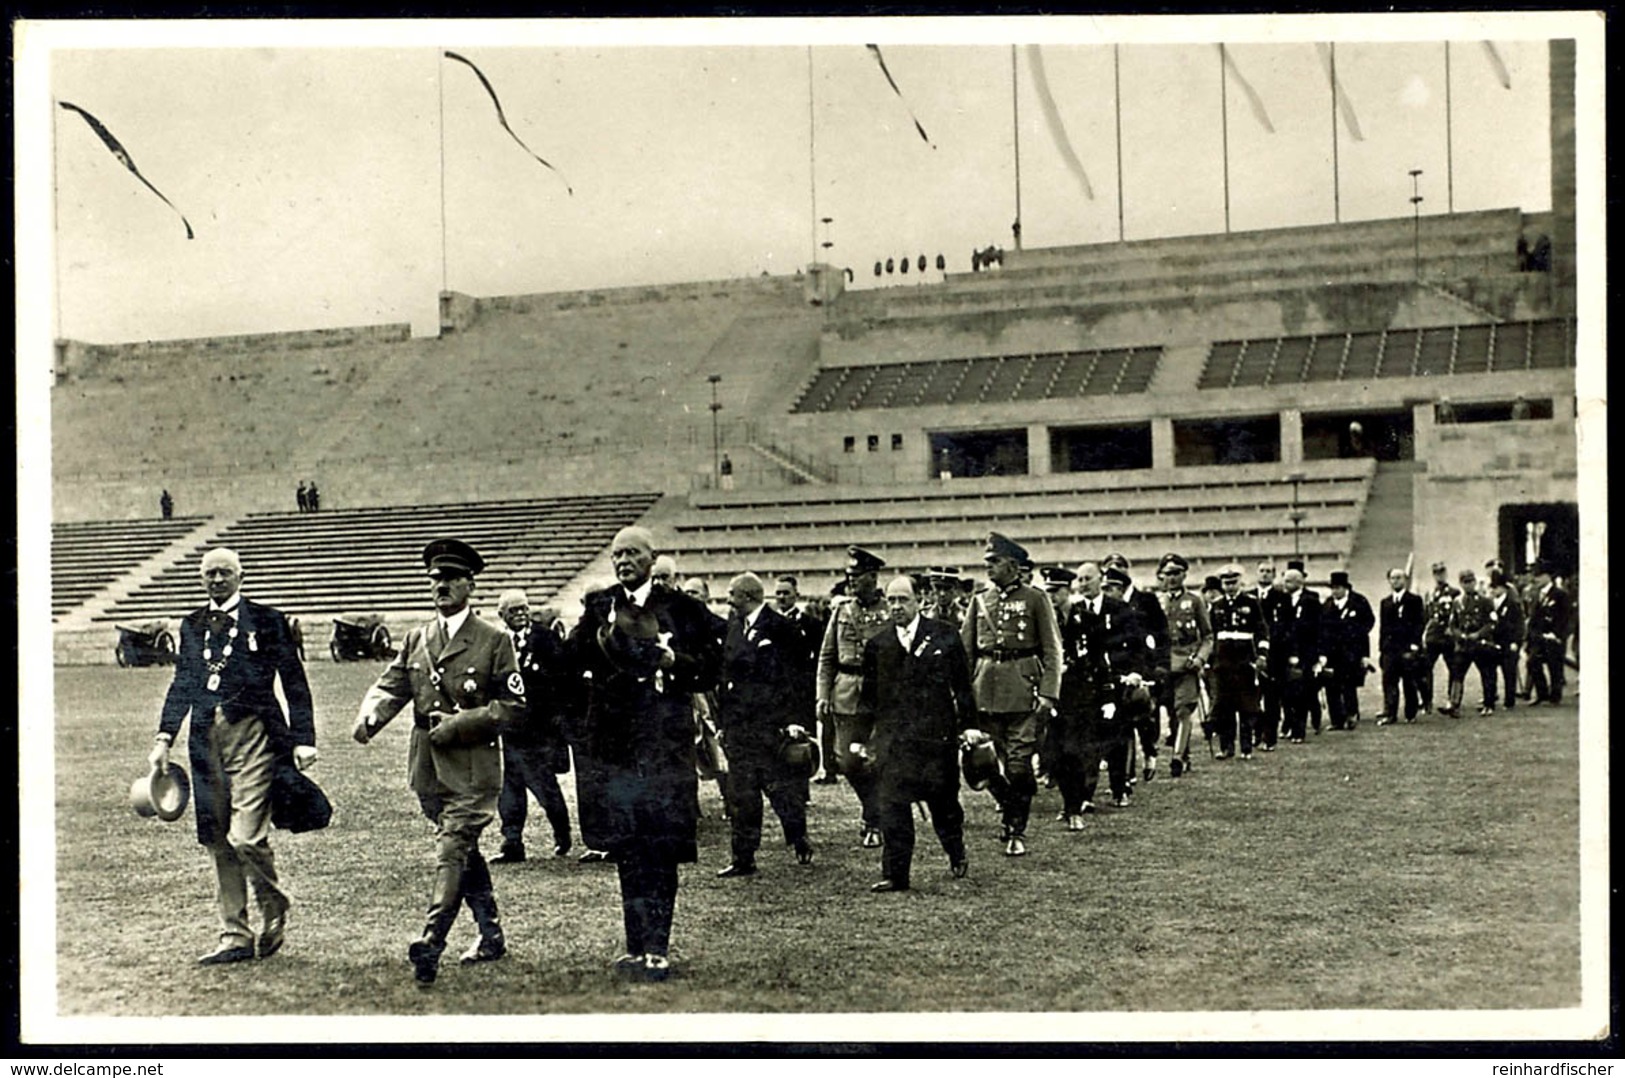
[
  {"x1": 1481, "y1": 41, "x2": 1512, "y2": 89},
  {"x1": 864, "y1": 45, "x2": 936, "y2": 148},
  {"x1": 1025, "y1": 45, "x2": 1094, "y2": 201},
  {"x1": 444, "y1": 50, "x2": 573, "y2": 194},
  {"x1": 1315, "y1": 42, "x2": 1365, "y2": 142},
  {"x1": 1220, "y1": 45, "x2": 1276, "y2": 133},
  {"x1": 58, "y1": 101, "x2": 194, "y2": 239}
]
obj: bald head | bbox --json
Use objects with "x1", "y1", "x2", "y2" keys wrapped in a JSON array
[
  {"x1": 727, "y1": 572, "x2": 765, "y2": 615},
  {"x1": 651, "y1": 554, "x2": 678, "y2": 589},
  {"x1": 610, "y1": 527, "x2": 657, "y2": 589},
  {"x1": 1075, "y1": 561, "x2": 1101, "y2": 598},
  {"x1": 884, "y1": 574, "x2": 920, "y2": 627},
  {"x1": 200, "y1": 547, "x2": 243, "y2": 604}
]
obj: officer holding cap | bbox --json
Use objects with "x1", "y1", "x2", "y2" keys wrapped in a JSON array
[
  {"x1": 960, "y1": 532, "x2": 1062, "y2": 857},
  {"x1": 1205, "y1": 564, "x2": 1269, "y2": 759},
  {"x1": 816, "y1": 546, "x2": 895, "y2": 848},
  {"x1": 354, "y1": 538, "x2": 525, "y2": 986}
]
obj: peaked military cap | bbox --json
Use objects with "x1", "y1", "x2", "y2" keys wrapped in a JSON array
[
  {"x1": 1219, "y1": 563, "x2": 1245, "y2": 579},
  {"x1": 1101, "y1": 552, "x2": 1130, "y2": 571},
  {"x1": 1430, "y1": 560, "x2": 1448, "y2": 572},
  {"x1": 423, "y1": 538, "x2": 485, "y2": 578},
  {"x1": 1329, "y1": 570, "x2": 1351, "y2": 587},
  {"x1": 846, "y1": 546, "x2": 886, "y2": 575},
  {"x1": 1102, "y1": 566, "x2": 1132, "y2": 588},
  {"x1": 1158, "y1": 552, "x2": 1189, "y2": 574},
  {"x1": 1040, "y1": 565, "x2": 1077, "y2": 587},
  {"x1": 983, "y1": 532, "x2": 1029, "y2": 563}
]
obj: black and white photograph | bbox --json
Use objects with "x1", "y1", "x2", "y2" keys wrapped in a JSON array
[{"x1": 14, "y1": 11, "x2": 1608, "y2": 1054}]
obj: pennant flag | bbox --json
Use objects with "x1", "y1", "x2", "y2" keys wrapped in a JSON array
[
  {"x1": 1315, "y1": 43, "x2": 1365, "y2": 142},
  {"x1": 1481, "y1": 41, "x2": 1512, "y2": 89},
  {"x1": 1220, "y1": 45, "x2": 1276, "y2": 133},
  {"x1": 1025, "y1": 45, "x2": 1094, "y2": 201},
  {"x1": 444, "y1": 50, "x2": 573, "y2": 194},
  {"x1": 864, "y1": 45, "x2": 936, "y2": 148},
  {"x1": 58, "y1": 101, "x2": 193, "y2": 239}
]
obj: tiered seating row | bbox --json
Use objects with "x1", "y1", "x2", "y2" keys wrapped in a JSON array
[
  {"x1": 95, "y1": 493, "x2": 661, "y2": 622},
  {"x1": 1200, "y1": 318, "x2": 1576, "y2": 389},
  {"x1": 51, "y1": 516, "x2": 210, "y2": 619},
  {"x1": 791, "y1": 347, "x2": 1162, "y2": 414}
]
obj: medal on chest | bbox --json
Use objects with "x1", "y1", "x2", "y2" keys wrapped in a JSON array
[{"x1": 203, "y1": 624, "x2": 239, "y2": 693}]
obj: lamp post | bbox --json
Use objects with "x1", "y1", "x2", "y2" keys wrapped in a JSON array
[
  {"x1": 1286, "y1": 469, "x2": 1307, "y2": 556},
  {"x1": 1408, "y1": 169, "x2": 1424, "y2": 280},
  {"x1": 708, "y1": 374, "x2": 722, "y2": 489}
]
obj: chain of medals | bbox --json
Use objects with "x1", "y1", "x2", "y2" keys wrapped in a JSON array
[{"x1": 202, "y1": 623, "x2": 239, "y2": 693}]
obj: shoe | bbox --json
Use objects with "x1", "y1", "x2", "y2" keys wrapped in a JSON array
[
  {"x1": 1054, "y1": 811, "x2": 1068, "y2": 822},
  {"x1": 1004, "y1": 837, "x2": 1027, "y2": 857},
  {"x1": 1259, "y1": 744, "x2": 1275, "y2": 752},
  {"x1": 794, "y1": 839, "x2": 815, "y2": 865},
  {"x1": 716, "y1": 861, "x2": 757, "y2": 879},
  {"x1": 258, "y1": 903, "x2": 288, "y2": 959},
  {"x1": 1066, "y1": 814, "x2": 1086, "y2": 831},
  {"x1": 860, "y1": 827, "x2": 882, "y2": 849},
  {"x1": 1375, "y1": 716, "x2": 1395, "y2": 727},
  {"x1": 814, "y1": 775, "x2": 840, "y2": 785},
  {"x1": 642, "y1": 954, "x2": 671, "y2": 982},
  {"x1": 1113, "y1": 794, "x2": 1130, "y2": 808},
  {"x1": 950, "y1": 858, "x2": 969, "y2": 879},
  {"x1": 1239, "y1": 752, "x2": 1253, "y2": 761},
  {"x1": 1405, "y1": 715, "x2": 1417, "y2": 724},
  {"x1": 612, "y1": 952, "x2": 645, "y2": 978},
  {"x1": 460, "y1": 933, "x2": 507, "y2": 964},
  {"x1": 198, "y1": 942, "x2": 256, "y2": 966},
  {"x1": 1213, "y1": 751, "x2": 1230, "y2": 761},
  {"x1": 1290, "y1": 736, "x2": 1306, "y2": 744},
  {"x1": 1479, "y1": 706, "x2": 1495, "y2": 716},
  {"x1": 1143, "y1": 759, "x2": 1157, "y2": 782},
  {"x1": 578, "y1": 849, "x2": 612, "y2": 863},
  {"x1": 1169, "y1": 758, "x2": 1184, "y2": 778},
  {"x1": 870, "y1": 879, "x2": 909, "y2": 892},
  {"x1": 408, "y1": 938, "x2": 443, "y2": 986},
  {"x1": 491, "y1": 841, "x2": 526, "y2": 865},
  {"x1": 553, "y1": 837, "x2": 573, "y2": 857},
  {"x1": 1080, "y1": 801, "x2": 1095, "y2": 813}
]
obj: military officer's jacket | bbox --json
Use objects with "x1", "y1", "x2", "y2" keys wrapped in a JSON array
[
  {"x1": 1159, "y1": 587, "x2": 1213, "y2": 675},
  {"x1": 817, "y1": 593, "x2": 894, "y2": 715},
  {"x1": 961, "y1": 581, "x2": 1063, "y2": 713},
  {"x1": 1423, "y1": 582, "x2": 1461, "y2": 646},
  {"x1": 1207, "y1": 592, "x2": 1269, "y2": 668}
]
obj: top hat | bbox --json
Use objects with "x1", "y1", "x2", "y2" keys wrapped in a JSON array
[
  {"x1": 130, "y1": 762, "x2": 191, "y2": 822},
  {"x1": 1329, "y1": 570, "x2": 1351, "y2": 588}
]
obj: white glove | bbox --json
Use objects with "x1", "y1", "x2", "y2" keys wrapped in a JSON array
[
  {"x1": 1101, "y1": 703, "x2": 1117, "y2": 720},
  {"x1": 293, "y1": 745, "x2": 319, "y2": 771},
  {"x1": 785, "y1": 724, "x2": 807, "y2": 741},
  {"x1": 147, "y1": 737, "x2": 170, "y2": 771}
]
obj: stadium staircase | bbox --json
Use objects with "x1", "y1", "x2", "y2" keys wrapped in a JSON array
[
  {"x1": 1345, "y1": 460, "x2": 1423, "y2": 589},
  {"x1": 52, "y1": 516, "x2": 228, "y2": 625},
  {"x1": 669, "y1": 459, "x2": 1377, "y2": 595}
]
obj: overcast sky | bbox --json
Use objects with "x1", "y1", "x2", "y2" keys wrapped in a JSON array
[{"x1": 21, "y1": 15, "x2": 1571, "y2": 343}]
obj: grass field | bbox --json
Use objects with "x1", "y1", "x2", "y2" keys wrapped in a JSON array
[{"x1": 47, "y1": 661, "x2": 1581, "y2": 1020}]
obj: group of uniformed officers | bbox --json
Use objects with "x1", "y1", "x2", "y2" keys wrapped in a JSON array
[{"x1": 152, "y1": 527, "x2": 1573, "y2": 987}]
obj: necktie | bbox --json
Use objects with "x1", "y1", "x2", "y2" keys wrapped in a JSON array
[{"x1": 207, "y1": 610, "x2": 233, "y2": 636}]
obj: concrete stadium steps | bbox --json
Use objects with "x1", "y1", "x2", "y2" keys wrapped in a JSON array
[
  {"x1": 51, "y1": 516, "x2": 214, "y2": 619},
  {"x1": 670, "y1": 460, "x2": 1375, "y2": 594},
  {"x1": 1346, "y1": 460, "x2": 1423, "y2": 587},
  {"x1": 1200, "y1": 317, "x2": 1577, "y2": 389},
  {"x1": 94, "y1": 493, "x2": 661, "y2": 622}
]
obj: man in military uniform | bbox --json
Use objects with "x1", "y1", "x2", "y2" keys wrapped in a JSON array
[
  {"x1": 961, "y1": 532, "x2": 1062, "y2": 856},
  {"x1": 1445, "y1": 569, "x2": 1494, "y2": 716},
  {"x1": 1156, "y1": 553, "x2": 1212, "y2": 777},
  {"x1": 1205, "y1": 564, "x2": 1270, "y2": 759},
  {"x1": 1376, "y1": 568, "x2": 1427, "y2": 725},
  {"x1": 1484, "y1": 568, "x2": 1525, "y2": 713},
  {"x1": 1271, "y1": 560, "x2": 1325, "y2": 743},
  {"x1": 1321, "y1": 570, "x2": 1375, "y2": 730},
  {"x1": 353, "y1": 539, "x2": 524, "y2": 986},
  {"x1": 1253, "y1": 561, "x2": 1286, "y2": 749},
  {"x1": 1421, "y1": 561, "x2": 1460, "y2": 715},
  {"x1": 1524, "y1": 561, "x2": 1572, "y2": 705},
  {"x1": 816, "y1": 546, "x2": 895, "y2": 847},
  {"x1": 490, "y1": 589, "x2": 574, "y2": 864},
  {"x1": 1101, "y1": 553, "x2": 1169, "y2": 783}
]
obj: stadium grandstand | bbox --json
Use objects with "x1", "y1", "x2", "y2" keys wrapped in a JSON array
[{"x1": 51, "y1": 41, "x2": 1579, "y2": 667}]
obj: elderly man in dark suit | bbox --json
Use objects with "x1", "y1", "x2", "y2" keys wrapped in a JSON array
[
  {"x1": 715, "y1": 572, "x2": 816, "y2": 877},
  {"x1": 856, "y1": 575, "x2": 975, "y2": 891},
  {"x1": 1524, "y1": 561, "x2": 1572, "y2": 705},
  {"x1": 148, "y1": 546, "x2": 316, "y2": 965},
  {"x1": 1270, "y1": 560, "x2": 1325, "y2": 743},
  {"x1": 565, "y1": 526, "x2": 722, "y2": 982},
  {"x1": 491, "y1": 589, "x2": 574, "y2": 864},
  {"x1": 1322, "y1": 570, "x2": 1376, "y2": 731},
  {"x1": 354, "y1": 539, "x2": 525, "y2": 986},
  {"x1": 1376, "y1": 568, "x2": 1427, "y2": 725}
]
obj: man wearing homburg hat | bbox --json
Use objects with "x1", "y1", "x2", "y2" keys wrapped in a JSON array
[
  {"x1": 960, "y1": 532, "x2": 1062, "y2": 856},
  {"x1": 1321, "y1": 570, "x2": 1376, "y2": 731},
  {"x1": 1523, "y1": 561, "x2": 1571, "y2": 705},
  {"x1": 816, "y1": 546, "x2": 896, "y2": 848},
  {"x1": 564, "y1": 526, "x2": 721, "y2": 982},
  {"x1": 149, "y1": 546, "x2": 317, "y2": 965},
  {"x1": 1270, "y1": 559, "x2": 1325, "y2": 743},
  {"x1": 354, "y1": 538, "x2": 525, "y2": 986},
  {"x1": 1155, "y1": 553, "x2": 1212, "y2": 777},
  {"x1": 1100, "y1": 553, "x2": 1169, "y2": 783},
  {"x1": 1483, "y1": 567, "x2": 1526, "y2": 714}
]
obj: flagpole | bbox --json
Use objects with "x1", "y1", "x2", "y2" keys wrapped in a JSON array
[
  {"x1": 1330, "y1": 42, "x2": 1341, "y2": 224},
  {"x1": 1114, "y1": 44, "x2": 1125, "y2": 243},
  {"x1": 438, "y1": 49, "x2": 448, "y2": 294},
  {"x1": 1220, "y1": 44, "x2": 1231, "y2": 234},
  {"x1": 1444, "y1": 42, "x2": 1454, "y2": 214},
  {"x1": 808, "y1": 46, "x2": 818, "y2": 267},
  {"x1": 51, "y1": 97, "x2": 64, "y2": 344},
  {"x1": 1011, "y1": 45, "x2": 1022, "y2": 250}
]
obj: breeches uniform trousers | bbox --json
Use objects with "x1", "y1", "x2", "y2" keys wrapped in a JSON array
[
  {"x1": 416, "y1": 786, "x2": 500, "y2": 953},
  {"x1": 980, "y1": 709, "x2": 1040, "y2": 837}
]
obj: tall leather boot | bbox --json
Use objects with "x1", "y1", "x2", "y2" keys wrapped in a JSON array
[
  {"x1": 409, "y1": 862, "x2": 463, "y2": 985},
  {"x1": 460, "y1": 890, "x2": 506, "y2": 964},
  {"x1": 1447, "y1": 678, "x2": 1464, "y2": 716}
]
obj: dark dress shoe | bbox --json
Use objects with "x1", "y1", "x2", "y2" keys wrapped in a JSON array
[
  {"x1": 491, "y1": 842, "x2": 526, "y2": 865},
  {"x1": 612, "y1": 953, "x2": 645, "y2": 978},
  {"x1": 198, "y1": 942, "x2": 256, "y2": 966},
  {"x1": 258, "y1": 906, "x2": 288, "y2": 958},
  {"x1": 641, "y1": 953, "x2": 672, "y2": 982},
  {"x1": 870, "y1": 879, "x2": 908, "y2": 893},
  {"x1": 813, "y1": 775, "x2": 840, "y2": 785},
  {"x1": 460, "y1": 934, "x2": 507, "y2": 964},
  {"x1": 553, "y1": 838, "x2": 573, "y2": 857},
  {"x1": 578, "y1": 849, "x2": 612, "y2": 864},
  {"x1": 950, "y1": 858, "x2": 969, "y2": 879},
  {"x1": 408, "y1": 938, "x2": 443, "y2": 986},
  {"x1": 716, "y1": 862, "x2": 757, "y2": 878},
  {"x1": 794, "y1": 839, "x2": 815, "y2": 865}
]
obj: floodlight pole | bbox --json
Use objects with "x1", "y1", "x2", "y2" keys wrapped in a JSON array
[
  {"x1": 708, "y1": 374, "x2": 722, "y2": 489},
  {"x1": 1287, "y1": 469, "x2": 1307, "y2": 556},
  {"x1": 1409, "y1": 169, "x2": 1424, "y2": 280}
]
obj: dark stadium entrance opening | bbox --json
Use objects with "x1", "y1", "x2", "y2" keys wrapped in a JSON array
[
  {"x1": 1302, "y1": 409, "x2": 1415, "y2": 461},
  {"x1": 1050, "y1": 423, "x2": 1153, "y2": 473},
  {"x1": 1445, "y1": 397, "x2": 1558, "y2": 423},
  {"x1": 1172, "y1": 415, "x2": 1280, "y2": 467},
  {"x1": 930, "y1": 429, "x2": 1029, "y2": 479},
  {"x1": 1497, "y1": 503, "x2": 1578, "y2": 579}
]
